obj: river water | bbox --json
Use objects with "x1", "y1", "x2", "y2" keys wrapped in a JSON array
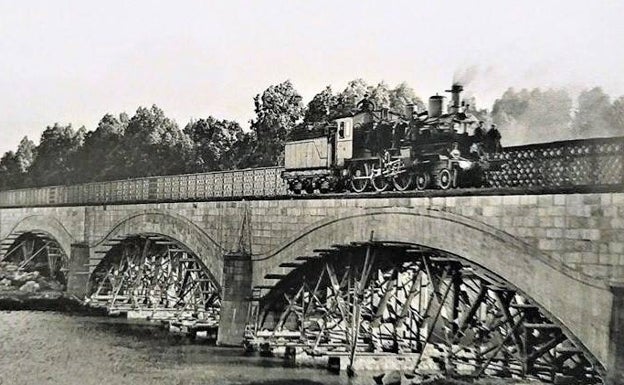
[{"x1": 0, "y1": 311, "x2": 370, "y2": 385}]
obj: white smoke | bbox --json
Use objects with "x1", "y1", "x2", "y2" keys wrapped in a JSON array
[{"x1": 453, "y1": 65, "x2": 480, "y2": 87}]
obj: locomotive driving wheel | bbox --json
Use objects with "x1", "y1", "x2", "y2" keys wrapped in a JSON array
[
  {"x1": 392, "y1": 171, "x2": 413, "y2": 191},
  {"x1": 349, "y1": 163, "x2": 370, "y2": 193},
  {"x1": 371, "y1": 164, "x2": 389, "y2": 192}
]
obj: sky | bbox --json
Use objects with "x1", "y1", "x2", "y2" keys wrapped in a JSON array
[{"x1": 1, "y1": 0, "x2": 623, "y2": 154}]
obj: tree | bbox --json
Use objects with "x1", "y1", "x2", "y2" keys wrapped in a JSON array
[
  {"x1": 229, "y1": 131, "x2": 261, "y2": 169},
  {"x1": 491, "y1": 88, "x2": 530, "y2": 127},
  {"x1": 303, "y1": 86, "x2": 338, "y2": 124},
  {"x1": 609, "y1": 96, "x2": 624, "y2": 135},
  {"x1": 389, "y1": 82, "x2": 425, "y2": 114},
  {"x1": 184, "y1": 117, "x2": 244, "y2": 171},
  {"x1": 573, "y1": 87, "x2": 612, "y2": 137},
  {"x1": 73, "y1": 113, "x2": 128, "y2": 182},
  {"x1": 335, "y1": 79, "x2": 371, "y2": 116},
  {"x1": 15, "y1": 136, "x2": 36, "y2": 174},
  {"x1": 0, "y1": 151, "x2": 20, "y2": 190},
  {"x1": 491, "y1": 87, "x2": 572, "y2": 145},
  {"x1": 335, "y1": 79, "x2": 425, "y2": 117},
  {"x1": 119, "y1": 105, "x2": 194, "y2": 178},
  {"x1": 28, "y1": 123, "x2": 85, "y2": 186},
  {"x1": 249, "y1": 80, "x2": 304, "y2": 166},
  {"x1": 369, "y1": 81, "x2": 392, "y2": 110},
  {"x1": 573, "y1": 87, "x2": 611, "y2": 138}
]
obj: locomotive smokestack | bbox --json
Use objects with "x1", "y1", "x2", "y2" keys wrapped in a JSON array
[{"x1": 446, "y1": 84, "x2": 463, "y2": 114}]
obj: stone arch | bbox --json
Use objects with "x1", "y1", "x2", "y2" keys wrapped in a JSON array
[
  {"x1": 92, "y1": 210, "x2": 225, "y2": 287},
  {"x1": 2, "y1": 215, "x2": 75, "y2": 259},
  {"x1": 253, "y1": 208, "x2": 612, "y2": 369}
]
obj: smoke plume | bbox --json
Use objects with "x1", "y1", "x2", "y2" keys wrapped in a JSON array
[{"x1": 453, "y1": 65, "x2": 480, "y2": 87}]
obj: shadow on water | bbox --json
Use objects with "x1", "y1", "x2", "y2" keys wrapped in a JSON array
[
  {"x1": 0, "y1": 312, "x2": 523, "y2": 385},
  {"x1": 74, "y1": 315, "x2": 315, "y2": 369}
]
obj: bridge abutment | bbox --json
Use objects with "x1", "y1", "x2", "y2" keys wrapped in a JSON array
[
  {"x1": 66, "y1": 243, "x2": 91, "y2": 298},
  {"x1": 217, "y1": 252, "x2": 253, "y2": 346}
]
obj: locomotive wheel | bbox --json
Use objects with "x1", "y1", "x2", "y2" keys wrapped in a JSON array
[
  {"x1": 349, "y1": 164, "x2": 370, "y2": 193},
  {"x1": 371, "y1": 175, "x2": 389, "y2": 192},
  {"x1": 392, "y1": 172, "x2": 413, "y2": 191},
  {"x1": 371, "y1": 164, "x2": 389, "y2": 192},
  {"x1": 290, "y1": 181, "x2": 303, "y2": 194},
  {"x1": 415, "y1": 173, "x2": 430, "y2": 190},
  {"x1": 437, "y1": 168, "x2": 454, "y2": 190}
]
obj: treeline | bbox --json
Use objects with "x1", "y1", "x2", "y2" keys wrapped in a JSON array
[
  {"x1": 492, "y1": 87, "x2": 624, "y2": 145},
  {"x1": 0, "y1": 79, "x2": 422, "y2": 190},
  {"x1": 1, "y1": 80, "x2": 623, "y2": 191}
]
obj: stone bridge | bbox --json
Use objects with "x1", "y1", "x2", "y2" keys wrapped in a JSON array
[{"x1": 1, "y1": 192, "x2": 623, "y2": 383}]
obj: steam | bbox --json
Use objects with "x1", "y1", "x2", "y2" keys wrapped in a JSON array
[{"x1": 453, "y1": 65, "x2": 480, "y2": 87}]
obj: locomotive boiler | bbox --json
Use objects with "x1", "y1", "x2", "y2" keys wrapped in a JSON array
[{"x1": 282, "y1": 84, "x2": 502, "y2": 194}]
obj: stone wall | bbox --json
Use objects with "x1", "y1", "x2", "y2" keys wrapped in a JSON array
[
  {"x1": 1, "y1": 193, "x2": 623, "y2": 284},
  {"x1": 248, "y1": 193, "x2": 624, "y2": 282}
]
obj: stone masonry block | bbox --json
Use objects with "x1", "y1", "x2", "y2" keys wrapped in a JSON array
[
  {"x1": 502, "y1": 195, "x2": 520, "y2": 205},
  {"x1": 538, "y1": 195, "x2": 553, "y2": 206},
  {"x1": 482, "y1": 206, "x2": 503, "y2": 217},
  {"x1": 546, "y1": 228, "x2": 564, "y2": 238},
  {"x1": 518, "y1": 195, "x2": 536, "y2": 205},
  {"x1": 612, "y1": 193, "x2": 624, "y2": 205}
]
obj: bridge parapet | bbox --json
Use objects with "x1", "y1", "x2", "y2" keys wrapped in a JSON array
[{"x1": 489, "y1": 136, "x2": 624, "y2": 188}]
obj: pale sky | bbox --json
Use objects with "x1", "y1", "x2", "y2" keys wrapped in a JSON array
[{"x1": 1, "y1": 0, "x2": 623, "y2": 154}]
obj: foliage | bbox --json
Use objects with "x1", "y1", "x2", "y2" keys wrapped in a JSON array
[
  {"x1": 301, "y1": 80, "x2": 424, "y2": 127},
  {"x1": 491, "y1": 87, "x2": 573, "y2": 145},
  {"x1": 610, "y1": 96, "x2": 624, "y2": 135},
  {"x1": 303, "y1": 86, "x2": 338, "y2": 124},
  {"x1": 15, "y1": 136, "x2": 36, "y2": 174},
  {"x1": 28, "y1": 124, "x2": 85, "y2": 186},
  {"x1": 118, "y1": 105, "x2": 194, "y2": 178},
  {"x1": 249, "y1": 80, "x2": 305, "y2": 166},
  {"x1": 1, "y1": 79, "x2": 624, "y2": 191},
  {"x1": 389, "y1": 82, "x2": 425, "y2": 113},
  {"x1": 334, "y1": 78, "x2": 370, "y2": 115},
  {"x1": 73, "y1": 113, "x2": 128, "y2": 182},
  {"x1": 0, "y1": 151, "x2": 21, "y2": 190},
  {"x1": 184, "y1": 117, "x2": 244, "y2": 171},
  {"x1": 572, "y1": 87, "x2": 612, "y2": 137}
]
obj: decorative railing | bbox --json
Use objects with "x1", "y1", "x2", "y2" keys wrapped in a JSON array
[
  {"x1": 0, "y1": 167, "x2": 286, "y2": 207},
  {"x1": 487, "y1": 136, "x2": 624, "y2": 188},
  {"x1": 0, "y1": 136, "x2": 622, "y2": 207}
]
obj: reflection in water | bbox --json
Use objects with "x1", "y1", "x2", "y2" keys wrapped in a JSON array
[{"x1": 0, "y1": 312, "x2": 365, "y2": 385}]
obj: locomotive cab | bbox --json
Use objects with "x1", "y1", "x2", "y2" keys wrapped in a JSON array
[{"x1": 334, "y1": 117, "x2": 354, "y2": 167}]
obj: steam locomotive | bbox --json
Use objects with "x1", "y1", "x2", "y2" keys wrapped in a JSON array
[{"x1": 282, "y1": 84, "x2": 502, "y2": 194}]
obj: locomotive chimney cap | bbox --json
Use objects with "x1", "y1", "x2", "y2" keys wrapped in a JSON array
[{"x1": 445, "y1": 84, "x2": 464, "y2": 92}]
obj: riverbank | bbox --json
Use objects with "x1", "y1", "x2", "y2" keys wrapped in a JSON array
[{"x1": 0, "y1": 262, "x2": 95, "y2": 313}]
